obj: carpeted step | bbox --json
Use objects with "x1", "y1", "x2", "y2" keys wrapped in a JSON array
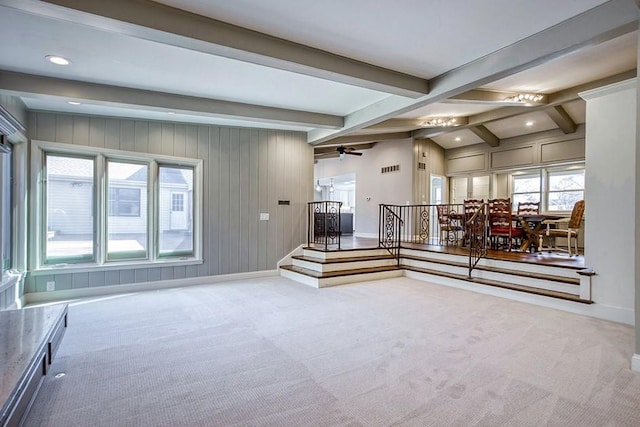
[
  {"x1": 403, "y1": 265, "x2": 591, "y2": 304},
  {"x1": 281, "y1": 264, "x2": 401, "y2": 279},
  {"x1": 292, "y1": 254, "x2": 395, "y2": 264},
  {"x1": 401, "y1": 254, "x2": 580, "y2": 285}
]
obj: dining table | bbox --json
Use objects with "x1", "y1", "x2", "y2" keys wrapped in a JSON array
[{"x1": 516, "y1": 213, "x2": 564, "y2": 252}]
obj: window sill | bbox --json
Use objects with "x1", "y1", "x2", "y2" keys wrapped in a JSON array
[{"x1": 30, "y1": 258, "x2": 203, "y2": 276}]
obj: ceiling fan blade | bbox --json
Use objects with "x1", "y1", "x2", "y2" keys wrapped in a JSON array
[{"x1": 346, "y1": 151, "x2": 363, "y2": 156}]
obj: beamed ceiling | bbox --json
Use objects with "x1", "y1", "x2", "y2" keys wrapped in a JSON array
[{"x1": 0, "y1": 0, "x2": 637, "y2": 158}]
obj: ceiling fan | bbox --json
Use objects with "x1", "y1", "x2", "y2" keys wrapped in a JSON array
[{"x1": 337, "y1": 146, "x2": 363, "y2": 159}]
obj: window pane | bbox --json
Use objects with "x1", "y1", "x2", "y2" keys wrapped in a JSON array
[
  {"x1": 1, "y1": 151, "x2": 11, "y2": 271},
  {"x1": 548, "y1": 191, "x2": 584, "y2": 211},
  {"x1": 158, "y1": 166, "x2": 193, "y2": 256},
  {"x1": 512, "y1": 193, "x2": 540, "y2": 207},
  {"x1": 549, "y1": 170, "x2": 584, "y2": 191},
  {"x1": 513, "y1": 175, "x2": 540, "y2": 193},
  {"x1": 46, "y1": 155, "x2": 95, "y2": 262},
  {"x1": 107, "y1": 161, "x2": 148, "y2": 259}
]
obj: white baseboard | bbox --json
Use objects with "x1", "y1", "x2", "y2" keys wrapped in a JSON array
[
  {"x1": 632, "y1": 354, "x2": 640, "y2": 373},
  {"x1": 24, "y1": 270, "x2": 279, "y2": 306}
]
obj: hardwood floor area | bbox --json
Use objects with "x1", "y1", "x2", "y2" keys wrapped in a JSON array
[{"x1": 306, "y1": 236, "x2": 585, "y2": 269}]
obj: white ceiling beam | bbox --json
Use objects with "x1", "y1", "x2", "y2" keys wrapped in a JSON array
[
  {"x1": 0, "y1": 71, "x2": 343, "y2": 128},
  {"x1": 308, "y1": 0, "x2": 639, "y2": 144},
  {"x1": 469, "y1": 125, "x2": 500, "y2": 147},
  {"x1": 366, "y1": 119, "x2": 427, "y2": 130},
  {"x1": 545, "y1": 105, "x2": 577, "y2": 134},
  {"x1": 0, "y1": 0, "x2": 428, "y2": 98},
  {"x1": 315, "y1": 132, "x2": 412, "y2": 146},
  {"x1": 444, "y1": 89, "x2": 547, "y2": 105}
]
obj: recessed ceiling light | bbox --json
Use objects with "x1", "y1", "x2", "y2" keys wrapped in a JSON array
[
  {"x1": 455, "y1": 137, "x2": 461, "y2": 141},
  {"x1": 526, "y1": 121, "x2": 534, "y2": 127},
  {"x1": 67, "y1": 101, "x2": 81, "y2": 105},
  {"x1": 46, "y1": 55, "x2": 71, "y2": 66}
]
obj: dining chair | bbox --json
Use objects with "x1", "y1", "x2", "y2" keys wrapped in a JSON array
[
  {"x1": 515, "y1": 201, "x2": 541, "y2": 250},
  {"x1": 488, "y1": 198, "x2": 523, "y2": 251},
  {"x1": 463, "y1": 199, "x2": 484, "y2": 220},
  {"x1": 436, "y1": 204, "x2": 462, "y2": 245},
  {"x1": 462, "y1": 199, "x2": 484, "y2": 246},
  {"x1": 539, "y1": 200, "x2": 585, "y2": 256},
  {"x1": 516, "y1": 201, "x2": 540, "y2": 215}
]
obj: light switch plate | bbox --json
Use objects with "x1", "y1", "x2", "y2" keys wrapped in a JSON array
[{"x1": 260, "y1": 213, "x2": 269, "y2": 221}]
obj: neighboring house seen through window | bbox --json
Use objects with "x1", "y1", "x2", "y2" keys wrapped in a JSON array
[
  {"x1": 107, "y1": 160, "x2": 148, "y2": 261},
  {"x1": 109, "y1": 188, "x2": 141, "y2": 217}
]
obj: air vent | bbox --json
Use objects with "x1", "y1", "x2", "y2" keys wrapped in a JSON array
[
  {"x1": 381, "y1": 164, "x2": 400, "y2": 174},
  {"x1": 418, "y1": 162, "x2": 426, "y2": 170},
  {"x1": 0, "y1": 105, "x2": 25, "y2": 136}
]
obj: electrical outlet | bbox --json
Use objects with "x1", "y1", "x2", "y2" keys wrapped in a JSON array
[{"x1": 46, "y1": 281, "x2": 55, "y2": 291}]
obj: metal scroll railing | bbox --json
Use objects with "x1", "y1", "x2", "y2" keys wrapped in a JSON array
[
  {"x1": 307, "y1": 201, "x2": 342, "y2": 250},
  {"x1": 379, "y1": 204, "x2": 404, "y2": 266},
  {"x1": 466, "y1": 202, "x2": 488, "y2": 277}
]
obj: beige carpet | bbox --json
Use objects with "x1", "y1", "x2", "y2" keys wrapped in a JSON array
[{"x1": 24, "y1": 276, "x2": 640, "y2": 426}]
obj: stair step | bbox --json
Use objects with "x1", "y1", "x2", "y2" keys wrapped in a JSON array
[
  {"x1": 281, "y1": 264, "x2": 401, "y2": 279},
  {"x1": 292, "y1": 254, "x2": 395, "y2": 264},
  {"x1": 401, "y1": 254, "x2": 579, "y2": 285},
  {"x1": 404, "y1": 265, "x2": 591, "y2": 304}
]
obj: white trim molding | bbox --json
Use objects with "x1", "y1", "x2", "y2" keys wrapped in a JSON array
[
  {"x1": 632, "y1": 354, "x2": 640, "y2": 373},
  {"x1": 578, "y1": 78, "x2": 636, "y2": 101}
]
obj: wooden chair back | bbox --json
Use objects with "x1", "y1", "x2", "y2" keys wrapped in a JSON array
[
  {"x1": 517, "y1": 201, "x2": 540, "y2": 216},
  {"x1": 488, "y1": 198, "x2": 512, "y2": 229},
  {"x1": 568, "y1": 200, "x2": 585, "y2": 229},
  {"x1": 463, "y1": 199, "x2": 484, "y2": 220},
  {"x1": 436, "y1": 204, "x2": 451, "y2": 226}
]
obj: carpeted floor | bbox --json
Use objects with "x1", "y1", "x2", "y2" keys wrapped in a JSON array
[{"x1": 24, "y1": 276, "x2": 640, "y2": 426}]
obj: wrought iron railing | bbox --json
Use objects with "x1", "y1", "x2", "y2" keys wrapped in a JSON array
[
  {"x1": 307, "y1": 201, "x2": 342, "y2": 250},
  {"x1": 379, "y1": 205, "x2": 403, "y2": 265},
  {"x1": 466, "y1": 202, "x2": 488, "y2": 277},
  {"x1": 378, "y1": 204, "x2": 466, "y2": 246}
]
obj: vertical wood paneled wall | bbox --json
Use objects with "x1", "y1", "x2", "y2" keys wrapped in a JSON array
[{"x1": 25, "y1": 112, "x2": 313, "y2": 294}]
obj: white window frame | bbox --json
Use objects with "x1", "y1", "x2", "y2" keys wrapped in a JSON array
[
  {"x1": 546, "y1": 167, "x2": 585, "y2": 212},
  {"x1": 508, "y1": 163, "x2": 584, "y2": 213},
  {"x1": 30, "y1": 140, "x2": 203, "y2": 274},
  {"x1": 511, "y1": 172, "x2": 542, "y2": 210},
  {"x1": 0, "y1": 148, "x2": 12, "y2": 275}
]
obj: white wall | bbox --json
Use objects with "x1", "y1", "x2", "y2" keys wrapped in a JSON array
[
  {"x1": 581, "y1": 79, "x2": 636, "y2": 324},
  {"x1": 314, "y1": 139, "x2": 414, "y2": 236}
]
